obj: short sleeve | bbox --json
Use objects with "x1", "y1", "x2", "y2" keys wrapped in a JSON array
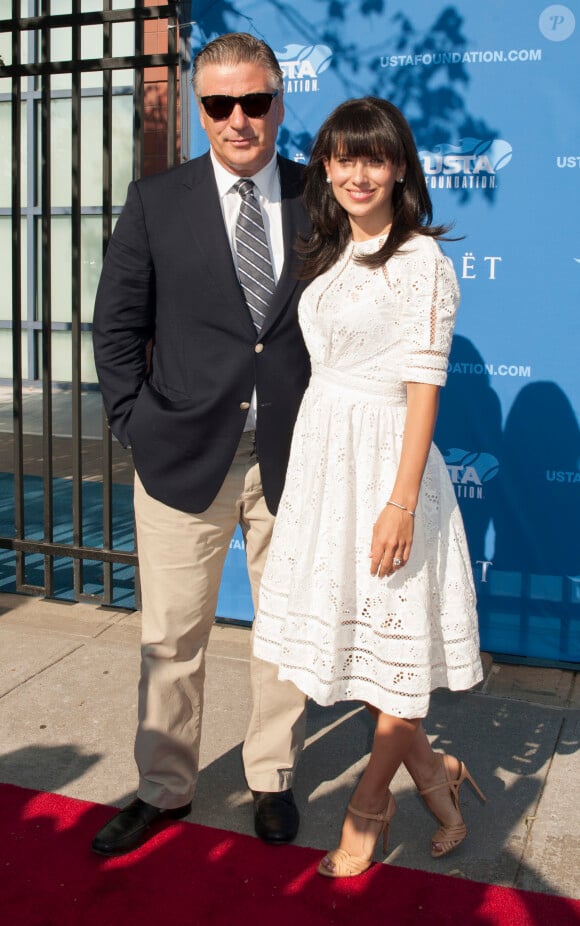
[{"x1": 399, "y1": 238, "x2": 459, "y2": 387}]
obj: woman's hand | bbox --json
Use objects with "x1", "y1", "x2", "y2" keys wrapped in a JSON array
[{"x1": 369, "y1": 504, "x2": 414, "y2": 578}]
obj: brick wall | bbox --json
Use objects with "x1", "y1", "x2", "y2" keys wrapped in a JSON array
[{"x1": 143, "y1": 0, "x2": 179, "y2": 176}]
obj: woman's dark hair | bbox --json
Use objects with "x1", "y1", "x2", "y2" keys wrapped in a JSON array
[{"x1": 298, "y1": 96, "x2": 451, "y2": 278}]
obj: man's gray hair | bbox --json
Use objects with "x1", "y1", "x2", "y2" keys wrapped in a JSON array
[{"x1": 192, "y1": 32, "x2": 284, "y2": 96}]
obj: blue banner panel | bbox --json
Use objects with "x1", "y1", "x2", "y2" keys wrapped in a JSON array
[
  {"x1": 183, "y1": 2, "x2": 580, "y2": 664},
  {"x1": 216, "y1": 526, "x2": 253, "y2": 622}
]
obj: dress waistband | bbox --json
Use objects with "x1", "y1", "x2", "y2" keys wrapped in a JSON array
[{"x1": 310, "y1": 363, "x2": 407, "y2": 407}]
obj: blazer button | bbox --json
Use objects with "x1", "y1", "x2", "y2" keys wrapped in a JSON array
[
  {"x1": 254, "y1": 343, "x2": 264, "y2": 353},
  {"x1": 239, "y1": 401, "x2": 251, "y2": 410}
]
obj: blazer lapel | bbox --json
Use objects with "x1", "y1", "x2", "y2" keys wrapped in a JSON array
[
  {"x1": 178, "y1": 154, "x2": 255, "y2": 336},
  {"x1": 260, "y1": 156, "x2": 308, "y2": 338}
]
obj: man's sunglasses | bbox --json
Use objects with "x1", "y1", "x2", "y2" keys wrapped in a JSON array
[{"x1": 200, "y1": 91, "x2": 279, "y2": 121}]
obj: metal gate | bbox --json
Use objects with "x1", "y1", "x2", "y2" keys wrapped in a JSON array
[{"x1": 0, "y1": 1, "x2": 180, "y2": 608}]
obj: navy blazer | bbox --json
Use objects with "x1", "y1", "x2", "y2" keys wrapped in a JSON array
[{"x1": 93, "y1": 153, "x2": 311, "y2": 514}]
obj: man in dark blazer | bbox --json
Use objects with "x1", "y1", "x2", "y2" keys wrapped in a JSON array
[{"x1": 91, "y1": 33, "x2": 310, "y2": 856}]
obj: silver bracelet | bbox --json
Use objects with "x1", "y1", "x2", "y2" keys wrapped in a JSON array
[{"x1": 387, "y1": 500, "x2": 416, "y2": 518}]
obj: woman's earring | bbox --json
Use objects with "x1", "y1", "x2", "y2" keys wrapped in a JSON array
[
  {"x1": 326, "y1": 176, "x2": 332, "y2": 184},
  {"x1": 397, "y1": 177, "x2": 405, "y2": 184}
]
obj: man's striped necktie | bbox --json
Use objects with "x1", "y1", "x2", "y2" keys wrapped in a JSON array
[{"x1": 234, "y1": 179, "x2": 275, "y2": 334}]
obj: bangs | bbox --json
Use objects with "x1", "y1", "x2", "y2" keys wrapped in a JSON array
[{"x1": 327, "y1": 106, "x2": 405, "y2": 164}]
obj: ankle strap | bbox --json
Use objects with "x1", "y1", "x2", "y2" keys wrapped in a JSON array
[
  {"x1": 347, "y1": 801, "x2": 391, "y2": 823},
  {"x1": 419, "y1": 759, "x2": 464, "y2": 797},
  {"x1": 419, "y1": 780, "x2": 453, "y2": 797}
]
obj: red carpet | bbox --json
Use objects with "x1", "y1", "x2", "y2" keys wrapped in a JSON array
[{"x1": 1, "y1": 784, "x2": 578, "y2": 926}]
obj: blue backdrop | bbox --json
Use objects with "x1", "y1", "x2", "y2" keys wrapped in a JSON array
[{"x1": 182, "y1": 2, "x2": 580, "y2": 665}]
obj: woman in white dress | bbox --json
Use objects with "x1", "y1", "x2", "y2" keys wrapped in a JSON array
[{"x1": 253, "y1": 97, "x2": 485, "y2": 878}]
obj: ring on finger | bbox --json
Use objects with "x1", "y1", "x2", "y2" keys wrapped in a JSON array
[{"x1": 393, "y1": 557, "x2": 402, "y2": 567}]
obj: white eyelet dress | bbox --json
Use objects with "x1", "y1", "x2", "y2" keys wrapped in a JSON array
[{"x1": 253, "y1": 234, "x2": 483, "y2": 719}]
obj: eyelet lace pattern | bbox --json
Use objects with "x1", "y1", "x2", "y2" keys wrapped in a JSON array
[{"x1": 253, "y1": 234, "x2": 482, "y2": 718}]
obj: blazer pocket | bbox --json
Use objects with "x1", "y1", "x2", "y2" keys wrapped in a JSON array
[{"x1": 127, "y1": 381, "x2": 193, "y2": 448}]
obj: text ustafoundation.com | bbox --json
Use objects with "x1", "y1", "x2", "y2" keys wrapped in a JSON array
[
  {"x1": 380, "y1": 49, "x2": 542, "y2": 68},
  {"x1": 447, "y1": 363, "x2": 532, "y2": 378}
]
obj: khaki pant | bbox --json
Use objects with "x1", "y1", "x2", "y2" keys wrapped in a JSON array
[{"x1": 133, "y1": 432, "x2": 307, "y2": 809}]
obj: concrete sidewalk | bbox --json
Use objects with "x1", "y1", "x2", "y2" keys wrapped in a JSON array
[{"x1": 0, "y1": 590, "x2": 578, "y2": 900}]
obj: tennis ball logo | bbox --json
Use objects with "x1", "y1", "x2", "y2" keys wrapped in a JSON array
[
  {"x1": 472, "y1": 139, "x2": 513, "y2": 172},
  {"x1": 277, "y1": 44, "x2": 333, "y2": 79},
  {"x1": 443, "y1": 448, "x2": 500, "y2": 485}
]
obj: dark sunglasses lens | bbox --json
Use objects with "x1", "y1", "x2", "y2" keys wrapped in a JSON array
[
  {"x1": 241, "y1": 94, "x2": 275, "y2": 117},
  {"x1": 202, "y1": 96, "x2": 235, "y2": 119},
  {"x1": 202, "y1": 93, "x2": 275, "y2": 120}
]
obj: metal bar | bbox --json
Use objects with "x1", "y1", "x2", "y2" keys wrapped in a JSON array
[
  {"x1": 21, "y1": 12, "x2": 38, "y2": 591},
  {"x1": 178, "y1": 4, "x2": 192, "y2": 162},
  {"x1": 167, "y1": 1, "x2": 177, "y2": 169},
  {"x1": 0, "y1": 53, "x2": 178, "y2": 76},
  {"x1": 13, "y1": 581, "x2": 133, "y2": 607},
  {"x1": 71, "y1": 0, "x2": 83, "y2": 599},
  {"x1": 130, "y1": 0, "x2": 146, "y2": 611},
  {"x1": 40, "y1": 0, "x2": 54, "y2": 597},
  {"x1": 0, "y1": 86, "x2": 136, "y2": 103},
  {"x1": 0, "y1": 537, "x2": 137, "y2": 566},
  {"x1": 25, "y1": 21, "x2": 36, "y2": 391},
  {"x1": 0, "y1": 6, "x2": 175, "y2": 32},
  {"x1": 11, "y1": 0, "x2": 25, "y2": 591},
  {"x1": 0, "y1": 320, "x2": 95, "y2": 330},
  {"x1": 134, "y1": 0, "x2": 144, "y2": 180},
  {"x1": 101, "y1": 0, "x2": 114, "y2": 606}
]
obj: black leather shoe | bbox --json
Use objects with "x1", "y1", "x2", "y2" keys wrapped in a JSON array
[
  {"x1": 252, "y1": 789, "x2": 299, "y2": 844},
  {"x1": 91, "y1": 797, "x2": 192, "y2": 856}
]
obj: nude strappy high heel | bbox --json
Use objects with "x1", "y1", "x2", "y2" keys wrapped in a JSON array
[
  {"x1": 419, "y1": 754, "x2": 486, "y2": 858},
  {"x1": 317, "y1": 793, "x2": 396, "y2": 878}
]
